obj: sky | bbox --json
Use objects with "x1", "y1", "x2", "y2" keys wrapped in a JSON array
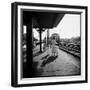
[{"x1": 32, "y1": 14, "x2": 80, "y2": 40}]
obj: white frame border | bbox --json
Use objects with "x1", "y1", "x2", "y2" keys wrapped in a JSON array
[{"x1": 17, "y1": 5, "x2": 86, "y2": 85}]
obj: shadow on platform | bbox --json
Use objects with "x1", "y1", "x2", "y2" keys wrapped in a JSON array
[
  {"x1": 41, "y1": 54, "x2": 49, "y2": 60},
  {"x1": 41, "y1": 56, "x2": 58, "y2": 67}
]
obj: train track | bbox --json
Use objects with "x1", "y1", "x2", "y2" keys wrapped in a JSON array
[{"x1": 59, "y1": 45, "x2": 80, "y2": 58}]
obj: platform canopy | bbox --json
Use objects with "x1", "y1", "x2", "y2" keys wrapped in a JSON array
[{"x1": 23, "y1": 11, "x2": 65, "y2": 29}]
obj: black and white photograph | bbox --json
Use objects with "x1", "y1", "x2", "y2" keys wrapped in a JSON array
[
  {"x1": 11, "y1": 2, "x2": 88, "y2": 87},
  {"x1": 22, "y1": 12, "x2": 81, "y2": 78}
]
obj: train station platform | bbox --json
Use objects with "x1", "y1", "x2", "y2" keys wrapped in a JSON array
[{"x1": 33, "y1": 45, "x2": 80, "y2": 77}]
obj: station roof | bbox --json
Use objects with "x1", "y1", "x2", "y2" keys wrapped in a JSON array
[{"x1": 23, "y1": 11, "x2": 65, "y2": 29}]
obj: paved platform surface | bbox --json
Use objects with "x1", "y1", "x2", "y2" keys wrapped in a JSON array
[{"x1": 33, "y1": 45, "x2": 80, "y2": 77}]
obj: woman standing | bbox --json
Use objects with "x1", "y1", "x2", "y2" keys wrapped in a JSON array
[{"x1": 51, "y1": 38, "x2": 58, "y2": 57}]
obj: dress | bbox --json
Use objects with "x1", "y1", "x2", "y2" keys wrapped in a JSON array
[{"x1": 51, "y1": 40, "x2": 58, "y2": 56}]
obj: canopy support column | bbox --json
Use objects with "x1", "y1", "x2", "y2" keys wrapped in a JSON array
[
  {"x1": 37, "y1": 28, "x2": 45, "y2": 53},
  {"x1": 47, "y1": 29, "x2": 49, "y2": 46},
  {"x1": 39, "y1": 28, "x2": 42, "y2": 53}
]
